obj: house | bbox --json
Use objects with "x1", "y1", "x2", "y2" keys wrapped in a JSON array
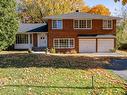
[
  {"x1": 14, "y1": 11, "x2": 121, "y2": 53},
  {"x1": 15, "y1": 23, "x2": 48, "y2": 49}
]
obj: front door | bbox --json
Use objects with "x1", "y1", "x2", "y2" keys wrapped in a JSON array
[{"x1": 38, "y1": 33, "x2": 47, "y2": 47}]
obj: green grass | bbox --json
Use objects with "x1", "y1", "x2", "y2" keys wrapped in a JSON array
[{"x1": 0, "y1": 53, "x2": 126, "y2": 95}]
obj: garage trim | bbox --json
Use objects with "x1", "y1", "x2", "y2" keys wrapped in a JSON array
[
  {"x1": 78, "y1": 38, "x2": 115, "y2": 53},
  {"x1": 79, "y1": 39, "x2": 96, "y2": 53},
  {"x1": 97, "y1": 38, "x2": 115, "y2": 53}
]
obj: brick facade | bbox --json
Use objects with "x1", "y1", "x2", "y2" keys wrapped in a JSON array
[{"x1": 48, "y1": 19, "x2": 116, "y2": 53}]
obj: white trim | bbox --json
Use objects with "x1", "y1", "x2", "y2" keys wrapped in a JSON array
[
  {"x1": 79, "y1": 39, "x2": 96, "y2": 53},
  {"x1": 103, "y1": 20, "x2": 113, "y2": 30},
  {"x1": 37, "y1": 33, "x2": 47, "y2": 48},
  {"x1": 52, "y1": 20, "x2": 63, "y2": 30},
  {"x1": 53, "y1": 38, "x2": 75, "y2": 49},
  {"x1": 14, "y1": 34, "x2": 33, "y2": 49},
  {"x1": 73, "y1": 19, "x2": 92, "y2": 29}
]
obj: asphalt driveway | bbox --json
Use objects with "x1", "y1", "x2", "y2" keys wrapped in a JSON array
[{"x1": 109, "y1": 59, "x2": 127, "y2": 80}]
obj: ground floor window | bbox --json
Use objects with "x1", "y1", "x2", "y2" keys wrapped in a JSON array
[
  {"x1": 16, "y1": 34, "x2": 32, "y2": 44},
  {"x1": 53, "y1": 38, "x2": 75, "y2": 49}
]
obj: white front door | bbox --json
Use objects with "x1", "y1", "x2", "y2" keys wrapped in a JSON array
[
  {"x1": 38, "y1": 33, "x2": 47, "y2": 47},
  {"x1": 79, "y1": 39, "x2": 96, "y2": 53}
]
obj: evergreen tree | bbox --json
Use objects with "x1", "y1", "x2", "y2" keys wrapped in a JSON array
[{"x1": 0, "y1": 0, "x2": 19, "y2": 51}]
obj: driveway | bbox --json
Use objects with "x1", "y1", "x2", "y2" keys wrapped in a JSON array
[{"x1": 109, "y1": 59, "x2": 127, "y2": 80}]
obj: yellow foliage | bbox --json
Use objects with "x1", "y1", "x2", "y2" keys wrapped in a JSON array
[
  {"x1": 88, "y1": 4, "x2": 111, "y2": 16},
  {"x1": 82, "y1": 6, "x2": 90, "y2": 12}
]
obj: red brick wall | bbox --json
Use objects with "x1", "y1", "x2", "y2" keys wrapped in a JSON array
[{"x1": 48, "y1": 19, "x2": 116, "y2": 53}]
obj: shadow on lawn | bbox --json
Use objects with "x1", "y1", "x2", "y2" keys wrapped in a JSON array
[
  {"x1": 4, "y1": 85, "x2": 124, "y2": 90},
  {"x1": 0, "y1": 53, "x2": 127, "y2": 70}
]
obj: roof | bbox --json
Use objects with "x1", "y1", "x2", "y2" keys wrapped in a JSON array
[
  {"x1": 44, "y1": 12, "x2": 121, "y2": 20},
  {"x1": 78, "y1": 35, "x2": 115, "y2": 38},
  {"x1": 18, "y1": 23, "x2": 48, "y2": 33}
]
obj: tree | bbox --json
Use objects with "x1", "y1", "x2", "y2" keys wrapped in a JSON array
[
  {"x1": 82, "y1": 5, "x2": 90, "y2": 12},
  {"x1": 88, "y1": 4, "x2": 111, "y2": 16},
  {"x1": 19, "y1": 0, "x2": 84, "y2": 23},
  {"x1": 116, "y1": 7, "x2": 127, "y2": 49},
  {"x1": 114, "y1": 0, "x2": 127, "y2": 5},
  {"x1": 0, "y1": 0, "x2": 19, "y2": 51}
]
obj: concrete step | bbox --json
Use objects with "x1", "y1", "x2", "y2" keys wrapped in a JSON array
[{"x1": 32, "y1": 47, "x2": 47, "y2": 51}]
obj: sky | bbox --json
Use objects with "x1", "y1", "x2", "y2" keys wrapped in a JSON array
[
  {"x1": 84, "y1": 0, "x2": 123, "y2": 16},
  {"x1": 16, "y1": 0, "x2": 124, "y2": 16}
]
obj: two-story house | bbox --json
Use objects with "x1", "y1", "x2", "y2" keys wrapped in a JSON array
[{"x1": 14, "y1": 11, "x2": 120, "y2": 53}]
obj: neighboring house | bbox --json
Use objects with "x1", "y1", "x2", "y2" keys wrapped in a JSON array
[{"x1": 15, "y1": 11, "x2": 121, "y2": 53}]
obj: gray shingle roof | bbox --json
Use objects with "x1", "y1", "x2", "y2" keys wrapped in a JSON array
[
  {"x1": 18, "y1": 23, "x2": 48, "y2": 33},
  {"x1": 44, "y1": 12, "x2": 121, "y2": 20}
]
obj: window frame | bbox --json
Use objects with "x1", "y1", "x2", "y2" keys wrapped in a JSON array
[
  {"x1": 16, "y1": 34, "x2": 32, "y2": 44},
  {"x1": 53, "y1": 38, "x2": 75, "y2": 49},
  {"x1": 52, "y1": 19, "x2": 63, "y2": 29},
  {"x1": 73, "y1": 19, "x2": 92, "y2": 29},
  {"x1": 103, "y1": 19, "x2": 113, "y2": 30}
]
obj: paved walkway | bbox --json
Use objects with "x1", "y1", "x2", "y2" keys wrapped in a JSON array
[{"x1": 109, "y1": 59, "x2": 127, "y2": 80}]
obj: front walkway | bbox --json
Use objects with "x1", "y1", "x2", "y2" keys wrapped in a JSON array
[{"x1": 51, "y1": 53, "x2": 125, "y2": 57}]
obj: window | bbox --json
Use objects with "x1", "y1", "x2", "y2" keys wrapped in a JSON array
[
  {"x1": 52, "y1": 20, "x2": 62, "y2": 29},
  {"x1": 16, "y1": 34, "x2": 32, "y2": 44},
  {"x1": 53, "y1": 38, "x2": 75, "y2": 49},
  {"x1": 103, "y1": 20, "x2": 113, "y2": 29},
  {"x1": 74, "y1": 20, "x2": 92, "y2": 29}
]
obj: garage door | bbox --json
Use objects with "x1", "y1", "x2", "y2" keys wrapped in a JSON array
[
  {"x1": 79, "y1": 39, "x2": 96, "y2": 53},
  {"x1": 98, "y1": 39, "x2": 114, "y2": 53}
]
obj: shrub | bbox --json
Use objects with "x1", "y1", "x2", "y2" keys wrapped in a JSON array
[
  {"x1": 45, "y1": 48, "x2": 49, "y2": 54},
  {"x1": 65, "y1": 51, "x2": 70, "y2": 54},
  {"x1": 119, "y1": 42, "x2": 127, "y2": 50},
  {"x1": 65, "y1": 49, "x2": 77, "y2": 54},
  {"x1": 70, "y1": 49, "x2": 77, "y2": 54},
  {"x1": 50, "y1": 48, "x2": 56, "y2": 53},
  {"x1": 110, "y1": 48, "x2": 116, "y2": 53},
  {"x1": 28, "y1": 48, "x2": 32, "y2": 53}
]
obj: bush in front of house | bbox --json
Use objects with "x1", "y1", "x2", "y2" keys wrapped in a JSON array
[
  {"x1": 110, "y1": 48, "x2": 116, "y2": 53},
  {"x1": 119, "y1": 42, "x2": 127, "y2": 50},
  {"x1": 66, "y1": 49, "x2": 77, "y2": 54},
  {"x1": 50, "y1": 48, "x2": 56, "y2": 53}
]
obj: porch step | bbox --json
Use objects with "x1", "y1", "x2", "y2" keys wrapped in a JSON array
[{"x1": 32, "y1": 47, "x2": 47, "y2": 52}]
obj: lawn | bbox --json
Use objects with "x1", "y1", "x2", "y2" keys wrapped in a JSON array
[{"x1": 0, "y1": 53, "x2": 127, "y2": 95}]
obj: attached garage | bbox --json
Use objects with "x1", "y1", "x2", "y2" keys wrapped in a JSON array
[
  {"x1": 79, "y1": 39, "x2": 96, "y2": 53},
  {"x1": 78, "y1": 35, "x2": 115, "y2": 53},
  {"x1": 97, "y1": 39, "x2": 114, "y2": 53}
]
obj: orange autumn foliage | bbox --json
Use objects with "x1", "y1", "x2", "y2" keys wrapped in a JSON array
[
  {"x1": 82, "y1": 6, "x2": 90, "y2": 12},
  {"x1": 88, "y1": 4, "x2": 111, "y2": 16}
]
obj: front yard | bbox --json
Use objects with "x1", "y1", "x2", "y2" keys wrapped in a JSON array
[{"x1": 0, "y1": 53, "x2": 127, "y2": 95}]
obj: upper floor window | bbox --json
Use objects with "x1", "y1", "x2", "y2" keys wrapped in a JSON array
[
  {"x1": 103, "y1": 20, "x2": 113, "y2": 29},
  {"x1": 74, "y1": 20, "x2": 92, "y2": 29},
  {"x1": 52, "y1": 20, "x2": 63, "y2": 29}
]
